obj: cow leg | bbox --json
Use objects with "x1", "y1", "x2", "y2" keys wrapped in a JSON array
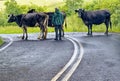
[
  {"x1": 41, "y1": 26, "x2": 45, "y2": 39},
  {"x1": 61, "y1": 28, "x2": 64, "y2": 37},
  {"x1": 43, "y1": 15, "x2": 48, "y2": 40},
  {"x1": 39, "y1": 25, "x2": 44, "y2": 40},
  {"x1": 38, "y1": 27, "x2": 42, "y2": 39},
  {"x1": 44, "y1": 26, "x2": 47, "y2": 39},
  {"x1": 61, "y1": 25, "x2": 64, "y2": 37},
  {"x1": 24, "y1": 26, "x2": 28, "y2": 40},
  {"x1": 90, "y1": 25, "x2": 93, "y2": 36},
  {"x1": 87, "y1": 25, "x2": 90, "y2": 35},
  {"x1": 105, "y1": 21, "x2": 109, "y2": 35},
  {"x1": 22, "y1": 27, "x2": 25, "y2": 40},
  {"x1": 43, "y1": 22, "x2": 47, "y2": 39}
]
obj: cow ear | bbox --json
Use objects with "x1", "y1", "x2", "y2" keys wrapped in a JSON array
[
  {"x1": 11, "y1": 14, "x2": 14, "y2": 16},
  {"x1": 75, "y1": 10, "x2": 78, "y2": 13},
  {"x1": 82, "y1": 9, "x2": 85, "y2": 12},
  {"x1": 8, "y1": 14, "x2": 14, "y2": 17},
  {"x1": 8, "y1": 15, "x2": 10, "y2": 17}
]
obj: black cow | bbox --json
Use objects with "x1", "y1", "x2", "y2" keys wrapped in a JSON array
[
  {"x1": 8, "y1": 13, "x2": 48, "y2": 40},
  {"x1": 27, "y1": 9, "x2": 67, "y2": 37},
  {"x1": 75, "y1": 9, "x2": 112, "y2": 36}
]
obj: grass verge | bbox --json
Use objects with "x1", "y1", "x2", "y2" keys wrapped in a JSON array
[
  {"x1": 0, "y1": 37, "x2": 4, "y2": 46},
  {"x1": 0, "y1": 26, "x2": 55, "y2": 34}
]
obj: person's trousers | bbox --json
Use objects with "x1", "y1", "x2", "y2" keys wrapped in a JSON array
[{"x1": 55, "y1": 25, "x2": 62, "y2": 40}]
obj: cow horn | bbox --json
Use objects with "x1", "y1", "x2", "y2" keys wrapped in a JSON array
[
  {"x1": 82, "y1": 9, "x2": 85, "y2": 12},
  {"x1": 11, "y1": 14, "x2": 14, "y2": 16}
]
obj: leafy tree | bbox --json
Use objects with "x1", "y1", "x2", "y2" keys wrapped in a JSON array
[
  {"x1": 0, "y1": 11, "x2": 7, "y2": 26},
  {"x1": 65, "y1": 0, "x2": 83, "y2": 15},
  {"x1": 4, "y1": 0, "x2": 22, "y2": 15},
  {"x1": 19, "y1": 4, "x2": 46, "y2": 14}
]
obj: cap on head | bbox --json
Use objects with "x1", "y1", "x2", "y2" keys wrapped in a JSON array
[
  {"x1": 55, "y1": 8, "x2": 59, "y2": 10},
  {"x1": 55, "y1": 8, "x2": 59, "y2": 12}
]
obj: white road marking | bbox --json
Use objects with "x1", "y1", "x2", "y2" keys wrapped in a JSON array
[
  {"x1": 62, "y1": 37, "x2": 84, "y2": 81},
  {"x1": 51, "y1": 36, "x2": 84, "y2": 81},
  {"x1": 51, "y1": 37, "x2": 79, "y2": 81},
  {"x1": 0, "y1": 37, "x2": 13, "y2": 52}
]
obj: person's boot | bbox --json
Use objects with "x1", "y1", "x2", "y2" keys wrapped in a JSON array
[
  {"x1": 59, "y1": 38, "x2": 62, "y2": 40},
  {"x1": 54, "y1": 38, "x2": 58, "y2": 40},
  {"x1": 55, "y1": 28, "x2": 58, "y2": 40},
  {"x1": 54, "y1": 35, "x2": 58, "y2": 40}
]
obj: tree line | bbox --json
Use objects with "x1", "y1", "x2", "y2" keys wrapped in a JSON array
[{"x1": 0, "y1": 0, "x2": 120, "y2": 27}]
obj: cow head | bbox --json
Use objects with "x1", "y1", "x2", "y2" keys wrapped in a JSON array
[
  {"x1": 8, "y1": 14, "x2": 16, "y2": 23},
  {"x1": 75, "y1": 9, "x2": 85, "y2": 17}
]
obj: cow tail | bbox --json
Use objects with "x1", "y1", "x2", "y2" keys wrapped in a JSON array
[
  {"x1": 64, "y1": 16, "x2": 67, "y2": 29},
  {"x1": 46, "y1": 15, "x2": 49, "y2": 26},
  {"x1": 107, "y1": 13, "x2": 112, "y2": 30},
  {"x1": 43, "y1": 15, "x2": 49, "y2": 39},
  {"x1": 43, "y1": 15, "x2": 49, "y2": 27},
  {"x1": 110, "y1": 21, "x2": 112, "y2": 29}
]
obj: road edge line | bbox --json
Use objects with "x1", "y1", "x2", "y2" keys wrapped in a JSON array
[{"x1": 0, "y1": 37, "x2": 13, "y2": 52}]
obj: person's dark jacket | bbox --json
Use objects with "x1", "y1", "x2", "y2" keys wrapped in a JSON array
[{"x1": 52, "y1": 9, "x2": 64, "y2": 26}]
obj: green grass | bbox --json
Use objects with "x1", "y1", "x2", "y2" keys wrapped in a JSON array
[
  {"x1": 0, "y1": 37, "x2": 4, "y2": 46},
  {"x1": 0, "y1": 25, "x2": 119, "y2": 34},
  {"x1": 0, "y1": 26, "x2": 55, "y2": 34}
]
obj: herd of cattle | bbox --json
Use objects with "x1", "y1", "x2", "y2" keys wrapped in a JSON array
[{"x1": 8, "y1": 9, "x2": 112, "y2": 40}]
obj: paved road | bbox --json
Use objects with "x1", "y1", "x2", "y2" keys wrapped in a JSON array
[
  {"x1": 70, "y1": 33, "x2": 120, "y2": 81},
  {"x1": 0, "y1": 33, "x2": 74, "y2": 81},
  {"x1": 0, "y1": 33, "x2": 120, "y2": 81}
]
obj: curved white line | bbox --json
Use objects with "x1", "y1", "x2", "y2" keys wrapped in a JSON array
[
  {"x1": 62, "y1": 37, "x2": 84, "y2": 81},
  {"x1": 0, "y1": 37, "x2": 13, "y2": 52},
  {"x1": 51, "y1": 37, "x2": 79, "y2": 81}
]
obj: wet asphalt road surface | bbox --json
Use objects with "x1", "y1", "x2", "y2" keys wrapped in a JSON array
[
  {"x1": 70, "y1": 33, "x2": 120, "y2": 81},
  {"x1": 0, "y1": 33, "x2": 73, "y2": 81},
  {"x1": 0, "y1": 32, "x2": 120, "y2": 81}
]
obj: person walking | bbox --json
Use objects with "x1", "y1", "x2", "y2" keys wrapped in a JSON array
[{"x1": 52, "y1": 8, "x2": 64, "y2": 40}]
